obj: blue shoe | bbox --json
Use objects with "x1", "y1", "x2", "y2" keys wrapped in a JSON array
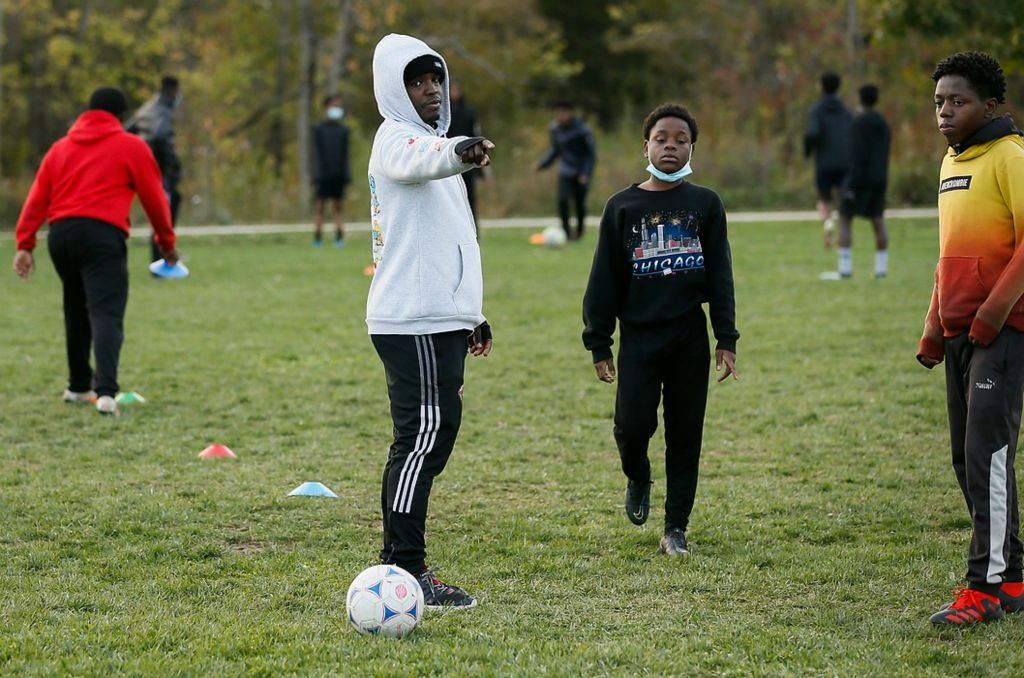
[
  {"x1": 334, "y1": 237, "x2": 345, "y2": 249},
  {"x1": 313, "y1": 239, "x2": 323, "y2": 249}
]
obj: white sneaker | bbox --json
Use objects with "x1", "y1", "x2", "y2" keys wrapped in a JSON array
[
  {"x1": 95, "y1": 395, "x2": 119, "y2": 416},
  {"x1": 63, "y1": 389, "x2": 97, "y2": 404}
]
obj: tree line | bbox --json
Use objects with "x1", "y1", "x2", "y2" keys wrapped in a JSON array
[{"x1": 1, "y1": 0, "x2": 1021, "y2": 223}]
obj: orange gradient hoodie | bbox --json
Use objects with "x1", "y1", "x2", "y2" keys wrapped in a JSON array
[{"x1": 918, "y1": 116, "x2": 1024, "y2": 361}]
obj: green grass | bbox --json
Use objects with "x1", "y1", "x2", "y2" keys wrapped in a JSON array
[{"x1": 2, "y1": 220, "x2": 1022, "y2": 676}]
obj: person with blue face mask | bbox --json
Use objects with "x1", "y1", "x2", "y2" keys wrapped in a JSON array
[
  {"x1": 312, "y1": 95, "x2": 352, "y2": 248},
  {"x1": 583, "y1": 103, "x2": 739, "y2": 557}
]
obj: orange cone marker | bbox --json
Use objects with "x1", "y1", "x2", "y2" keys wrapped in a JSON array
[{"x1": 199, "y1": 444, "x2": 237, "y2": 459}]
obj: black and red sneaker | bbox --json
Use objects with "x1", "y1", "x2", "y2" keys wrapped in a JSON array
[
  {"x1": 999, "y1": 582, "x2": 1024, "y2": 613},
  {"x1": 417, "y1": 568, "x2": 477, "y2": 611},
  {"x1": 930, "y1": 588, "x2": 1005, "y2": 626}
]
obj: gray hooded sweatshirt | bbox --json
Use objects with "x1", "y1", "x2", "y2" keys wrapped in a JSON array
[{"x1": 366, "y1": 34, "x2": 484, "y2": 335}]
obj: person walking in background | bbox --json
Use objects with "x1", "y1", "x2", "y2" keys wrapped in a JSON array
[
  {"x1": 12, "y1": 87, "x2": 178, "y2": 416},
  {"x1": 834, "y1": 84, "x2": 891, "y2": 278},
  {"x1": 805, "y1": 72, "x2": 852, "y2": 249},
  {"x1": 534, "y1": 100, "x2": 597, "y2": 241},
  {"x1": 447, "y1": 79, "x2": 483, "y2": 224},
  {"x1": 917, "y1": 51, "x2": 1024, "y2": 626},
  {"x1": 312, "y1": 94, "x2": 352, "y2": 249},
  {"x1": 126, "y1": 75, "x2": 182, "y2": 263},
  {"x1": 367, "y1": 33, "x2": 494, "y2": 609}
]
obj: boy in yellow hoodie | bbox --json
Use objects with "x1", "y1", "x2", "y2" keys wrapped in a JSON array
[{"x1": 918, "y1": 51, "x2": 1024, "y2": 625}]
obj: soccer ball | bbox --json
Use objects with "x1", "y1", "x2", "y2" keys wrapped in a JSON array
[
  {"x1": 346, "y1": 565, "x2": 423, "y2": 638},
  {"x1": 542, "y1": 225, "x2": 567, "y2": 248}
]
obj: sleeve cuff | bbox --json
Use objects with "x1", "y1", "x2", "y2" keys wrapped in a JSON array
[
  {"x1": 969, "y1": 316, "x2": 1000, "y2": 347},
  {"x1": 715, "y1": 339, "x2": 737, "y2": 354},
  {"x1": 917, "y1": 335, "x2": 944, "y2": 361},
  {"x1": 591, "y1": 347, "x2": 613, "y2": 363}
]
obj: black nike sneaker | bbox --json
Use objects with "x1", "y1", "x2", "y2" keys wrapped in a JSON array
[
  {"x1": 417, "y1": 568, "x2": 477, "y2": 610},
  {"x1": 660, "y1": 527, "x2": 689, "y2": 555},
  {"x1": 625, "y1": 479, "x2": 651, "y2": 525}
]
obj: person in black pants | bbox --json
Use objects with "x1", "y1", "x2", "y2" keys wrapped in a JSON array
[
  {"x1": 367, "y1": 34, "x2": 495, "y2": 609},
  {"x1": 534, "y1": 100, "x2": 597, "y2": 241},
  {"x1": 447, "y1": 79, "x2": 483, "y2": 225},
  {"x1": 126, "y1": 75, "x2": 182, "y2": 263},
  {"x1": 12, "y1": 87, "x2": 177, "y2": 416},
  {"x1": 583, "y1": 103, "x2": 738, "y2": 556}
]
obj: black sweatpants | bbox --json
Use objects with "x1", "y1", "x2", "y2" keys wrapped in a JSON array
[
  {"x1": 47, "y1": 218, "x2": 129, "y2": 398},
  {"x1": 150, "y1": 184, "x2": 180, "y2": 262},
  {"x1": 945, "y1": 329, "x2": 1024, "y2": 593},
  {"x1": 614, "y1": 312, "x2": 711, "y2": 531},
  {"x1": 557, "y1": 174, "x2": 588, "y2": 240},
  {"x1": 372, "y1": 331, "x2": 469, "y2": 574}
]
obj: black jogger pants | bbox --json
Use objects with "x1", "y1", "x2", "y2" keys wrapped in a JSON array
[
  {"x1": 945, "y1": 329, "x2": 1024, "y2": 594},
  {"x1": 47, "y1": 218, "x2": 129, "y2": 398},
  {"x1": 372, "y1": 331, "x2": 469, "y2": 574},
  {"x1": 614, "y1": 312, "x2": 711, "y2": 531},
  {"x1": 557, "y1": 174, "x2": 588, "y2": 240}
]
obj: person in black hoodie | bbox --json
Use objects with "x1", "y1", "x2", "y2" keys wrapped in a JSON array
[
  {"x1": 583, "y1": 103, "x2": 738, "y2": 557},
  {"x1": 834, "y1": 84, "x2": 891, "y2": 278},
  {"x1": 312, "y1": 95, "x2": 351, "y2": 248},
  {"x1": 534, "y1": 100, "x2": 597, "y2": 241},
  {"x1": 446, "y1": 79, "x2": 483, "y2": 224},
  {"x1": 805, "y1": 72, "x2": 853, "y2": 248}
]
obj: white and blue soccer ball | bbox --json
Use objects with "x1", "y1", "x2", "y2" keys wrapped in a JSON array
[
  {"x1": 542, "y1": 225, "x2": 567, "y2": 248},
  {"x1": 346, "y1": 565, "x2": 423, "y2": 638}
]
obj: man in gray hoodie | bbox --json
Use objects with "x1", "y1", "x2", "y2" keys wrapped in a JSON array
[{"x1": 366, "y1": 33, "x2": 494, "y2": 609}]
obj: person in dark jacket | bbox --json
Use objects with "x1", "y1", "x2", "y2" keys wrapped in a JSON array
[
  {"x1": 834, "y1": 84, "x2": 891, "y2": 278},
  {"x1": 126, "y1": 75, "x2": 182, "y2": 263},
  {"x1": 446, "y1": 79, "x2": 483, "y2": 224},
  {"x1": 583, "y1": 103, "x2": 738, "y2": 557},
  {"x1": 312, "y1": 95, "x2": 351, "y2": 248},
  {"x1": 805, "y1": 72, "x2": 853, "y2": 248},
  {"x1": 534, "y1": 100, "x2": 597, "y2": 241},
  {"x1": 12, "y1": 87, "x2": 178, "y2": 416}
]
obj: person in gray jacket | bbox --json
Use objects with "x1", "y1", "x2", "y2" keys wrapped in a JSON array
[{"x1": 366, "y1": 33, "x2": 494, "y2": 610}]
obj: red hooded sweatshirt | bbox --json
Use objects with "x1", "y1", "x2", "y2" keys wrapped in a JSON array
[{"x1": 15, "y1": 110, "x2": 175, "y2": 252}]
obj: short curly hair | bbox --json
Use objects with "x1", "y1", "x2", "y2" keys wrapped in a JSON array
[
  {"x1": 932, "y1": 51, "x2": 1006, "y2": 104},
  {"x1": 642, "y1": 104, "x2": 699, "y2": 143}
]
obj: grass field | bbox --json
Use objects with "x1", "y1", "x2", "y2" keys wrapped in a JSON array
[{"x1": 2, "y1": 219, "x2": 1024, "y2": 676}]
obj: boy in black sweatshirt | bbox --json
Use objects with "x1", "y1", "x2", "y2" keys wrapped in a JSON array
[{"x1": 583, "y1": 103, "x2": 739, "y2": 556}]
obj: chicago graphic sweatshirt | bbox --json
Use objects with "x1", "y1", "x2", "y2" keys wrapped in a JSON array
[{"x1": 366, "y1": 33, "x2": 485, "y2": 335}]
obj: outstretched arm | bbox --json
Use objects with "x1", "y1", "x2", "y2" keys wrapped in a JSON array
[{"x1": 375, "y1": 127, "x2": 490, "y2": 184}]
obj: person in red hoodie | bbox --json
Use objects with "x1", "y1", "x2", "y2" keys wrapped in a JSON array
[{"x1": 11, "y1": 87, "x2": 178, "y2": 416}]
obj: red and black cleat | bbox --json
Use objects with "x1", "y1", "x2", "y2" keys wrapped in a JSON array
[{"x1": 930, "y1": 588, "x2": 1005, "y2": 626}]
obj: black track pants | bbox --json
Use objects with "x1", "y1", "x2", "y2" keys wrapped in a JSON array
[
  {"x1": 613, "y1": 313, "x2": 711, "y2": 531},
  {"x1": 557, "y1": 174, "x2": 588, "y2": 240},
  {"x1": 372, "y1": 332, "x2": 468, "y2": 574},
  {"x1": 945, "y1": 329, "x2": 1024, "y2": 593},
  {"x1": 47, "y1": 219, "x2": 129, "y2": 398}
]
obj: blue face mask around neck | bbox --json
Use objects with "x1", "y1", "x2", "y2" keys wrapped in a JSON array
[{"x1": 646, "y1": 147, "x2": 694, "y2": 182}]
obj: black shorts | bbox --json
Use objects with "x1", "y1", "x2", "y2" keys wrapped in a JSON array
[
  {"x1": 815, "y1": 168, "x2": 847, "y2": 200},
  {"x1": 316, "y1": 176, "x2": 347, "y2": 200},
  {"x1": 839, "y1": 186, "x2": 886, "y2": 219}
]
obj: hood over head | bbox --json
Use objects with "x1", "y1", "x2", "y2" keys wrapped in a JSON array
[
  {"x1": 373, "y1": 33, "x2": 450, "y2": 136},
  {"x1": 68, "y1": 109, "x2": 127, "y2": 145}
]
